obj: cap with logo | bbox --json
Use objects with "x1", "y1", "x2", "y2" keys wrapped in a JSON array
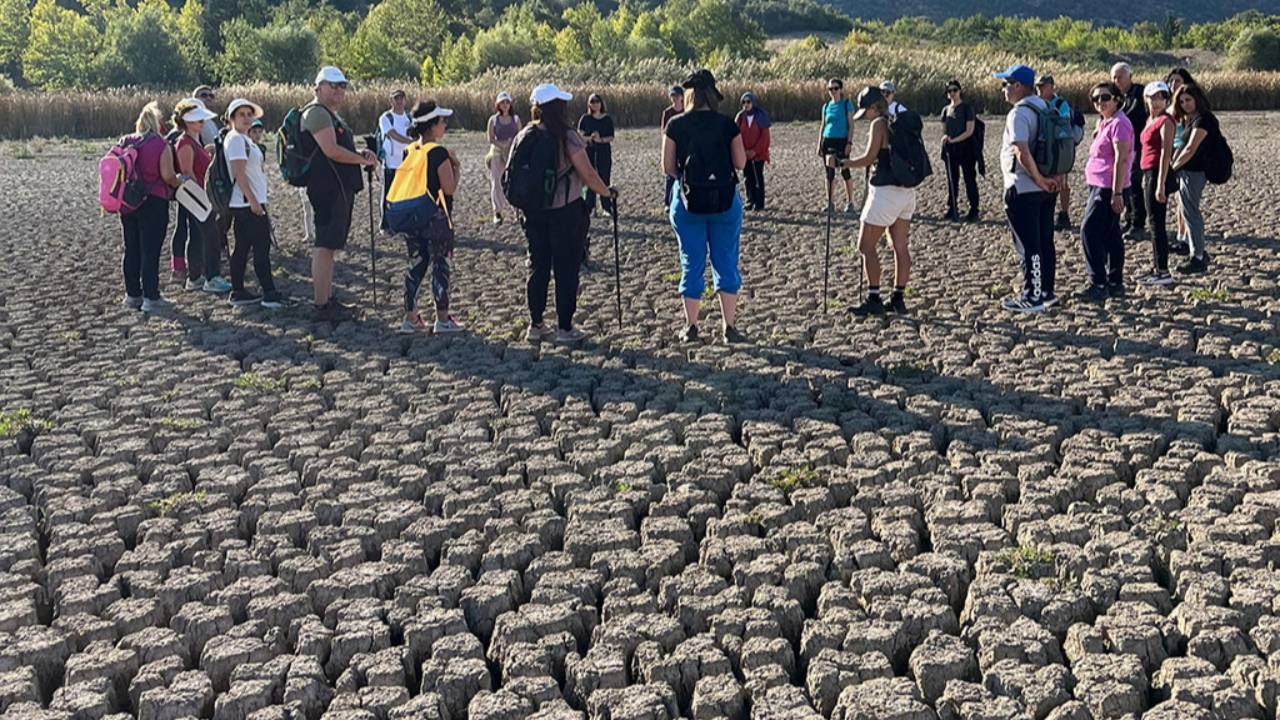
[{"x1": 993, "y1": 64, "x2": 1036, "y2": 88}]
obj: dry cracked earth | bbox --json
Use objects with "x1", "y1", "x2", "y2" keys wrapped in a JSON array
[{"x1": 0, "y1": 112, "x2": 1279, "y2": 720}]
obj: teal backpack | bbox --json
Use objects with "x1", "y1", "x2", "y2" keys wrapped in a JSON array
[{"x1": 1019, "y1": 98, "x2": 1076, "y2": 176}]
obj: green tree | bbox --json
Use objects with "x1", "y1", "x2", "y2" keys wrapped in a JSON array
[
  {"x1": 176, "y1": 0, "x2": 213, "y2": 83},
  {"x1": 217, "y1": 18, "x2": 318, "y2": 84},
  {"x1": 0, "y1": 0, "x2": 30, "y2": 80},
  {"x1": 22, "y1": 0, "x2": 101, "y2": 89},
  {"x1": 345, "y1": 23, "x2": 416, "y2": 80},
  {"x1": 683, "y1": 0, "x2": 766, "y2": 62},
  {"x1": 1227, "y1": 26, "x2": 1280, "y2": 70},
  {"x1": 98, "y1": 1, "x2": 190, "y2": 88},
  {"x1": 432, "y1": 34, "x2": 475, "y2": 84},
  {"x1": 357, "y1": 0, "x2": 449, "y2": 68}
]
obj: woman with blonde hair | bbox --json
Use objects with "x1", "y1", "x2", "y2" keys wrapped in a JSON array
[
  {"x1": 120, "y1": 101, "x2": 181, "y2": 312},
  {"x1": 486, "y1": 92, "x2": 521, "y2": 224},
  {"x1": 170, "y1": 98, "x2": 230, "y2": 294}
]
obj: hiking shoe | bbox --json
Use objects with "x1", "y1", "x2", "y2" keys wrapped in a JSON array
[
  {"x1": 851, "y1": 295, "x2": 886, "y2": 317},
  {"x1": 123, "y1": 295, "x2": 143, "y2": 310},
  {"x1": 723, "y1": 326, "x2": 748, "y2": 345},
  {"x1": 943, "y1": 209, "x2": 961, "y2": 222},
  {"x1": 1055, "y1": 212, "x2": 1071, "y2": 230},
  {"x1": 889, "y1": 294, "x2": 908, "y2": 314},
  {"x1": 554, "y1": 328, "x2": 586, "y2": 345},
  {"x1": 203, "y1": 276, "x2": 232, "y2": 293},
  {"x1": 1075, "y1": 285, "x2": 1108, "y2": 303},
  {"x1": 526, "y1": 323, "x2": 555, "y2": 342},
  {"x1": 1177, "y1": 255, "x2": 1208, "y2": 274},
  {"x1": 1139, "y1": 272, "x2": 1174, "y2": 286},
  {"x1": 1042, "y1": 293, "x2": 1059, "y2": 308},
  {"x1": 844, "y1": 202, "x2": 856, "y2": 215},
  {"x1": 398, "y1": 316, "x2": 430, "y2": 334},
  {"x1": 186, "y1": 275, "x2": 205, "y2": 291},
  {"x1": 434, "y1": 317, "x2": 466, "y2": 334},
  {"x1": 678, "y1": 324, "x2": 700, "y2": 343},
  {"x1": 492, "y1": 215, "x2": 503, "y2": 225},
  {"x1": 1169, "y1": 240, "x2": 1190, "y2": 256},
  {"x1": 1002, "y1": 295, "x2": 1046, "y2": 314},
  {"x1": 141, "y1": 297, "x2": 169, "y2": 313},
  {"x1": 1124, "y1": 227, "x2": 1147, "y2": 242},
  {"x1": 1108, "y1": 283, "x2": 1127, "y2": 299},
  {"x1": 964, "y1": 210, "x2": 980, "y2": 223},
  {"x1": 261, "y1": 292, "x2": 293, "y2": 309},
  {"x1": 825, "y1": 201, "x2": 835, "y2": 213},
  {"x1": 229, "y1": 290, "x2": 261, "y2": 306}
]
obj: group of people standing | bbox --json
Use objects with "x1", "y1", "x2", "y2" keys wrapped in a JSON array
[{"x1": 112, "y1": 60, "x2": 1227, "y2": 347}]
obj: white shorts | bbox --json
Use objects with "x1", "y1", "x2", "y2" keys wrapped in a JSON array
[{"x1": 860, "y1": 185, "x2": 917, "y2": 227}]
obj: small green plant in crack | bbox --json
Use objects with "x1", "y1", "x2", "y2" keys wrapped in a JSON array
[
  {"x1": 986, "y1": 282, "x2": 1006, "y2": 299},
  {"x1": 1147, "y1": 514, "x2": 1182, "y2": 534},
  {"x1": 158, "y1": 417, "x2": 203, "y2": 431},
  {"x1": 234, "y1": 372, "x2": 285, "y2": 393},
  {"x1": 614, "y1": 481, "x2": 633, "y2": 494},
  {"x1": 1189, "y1": 287, "x2": 1228, "y2": 303},
  {"x1": 994, "y1": 546, "x2": 1056, "y2": 580},
  {"x1": 769, "y1": 465, "x2": 819, "y2": 494},
  {"x1": 701, "y1": 285, "x2": 717, "y2": 301},
  {"x1": 1266, "y1": 349, "x2": 1280, "y2": 365},
  {"x1": 148, "y1": 490, "x2": 208, "y2": 517},
  {"x1": 0, "y1": 409, "x2": 54, "y2": 438},
  {"x1": 661, "y1": 271, "x2": 682, "y2": 283}
]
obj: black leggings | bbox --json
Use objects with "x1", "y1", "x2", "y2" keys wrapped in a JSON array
[
  {"x1": 524, "y1": 201, "x2": 588, "y2": 331},
  {"x1": 230, "y1": 208, "x2": 276, "y2": 294},
  {"x1": 185, "y1": 217, "x2": 223, "y2": 281},
  {"x1": 172, "y1": 205, "x2": 191, "y2": 260},
  {"x1": 121, "y1": 197, "x2": 169, "y2": 300},
  {"x1": 945, "y1": 147, "x2": 979, "y2": 214},
  {"x1": 744, "y1": 160, "x2": 766, "y2": 210},
  {"x1": 1143, "y1": 169, "x2": 1171, "y2": 273},
  {"x1": 822, "y1": 137, "x2": 851, "y2": 183},
  {"x1": 585, "y1": 144, "x2": 612, "y2": 213}
]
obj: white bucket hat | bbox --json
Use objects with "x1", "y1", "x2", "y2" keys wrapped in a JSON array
[
  {"x1": 225, "y1": 98, "x2": 264, "y2": 119},
  {"x1": 530, "y1": 83, "x2": 573, "y2": 105}
]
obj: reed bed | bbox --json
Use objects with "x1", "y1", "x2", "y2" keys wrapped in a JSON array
[{"x1": 4, "y1": 45, "x2": 1279, "y2": 140}]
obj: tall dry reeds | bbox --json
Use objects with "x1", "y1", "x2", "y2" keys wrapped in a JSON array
[{"x1": 3, "y1": 45, "x2": 1279, "y2": 140}]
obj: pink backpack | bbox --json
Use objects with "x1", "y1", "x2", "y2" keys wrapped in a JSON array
[{"x1": 98, "y1": 136, "x2": 146, "y2": 214}]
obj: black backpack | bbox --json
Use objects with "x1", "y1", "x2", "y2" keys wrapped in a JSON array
[
  {"x1": 678, "y1": 117, "x2": 737, "y2": 215},
  {"x1": 503, "y1": 125, "x2": 567, "y2": 213},
  {"x1": 1203, "y1": 122, "x2": 1234, "y2": 185},
  {"x1": 205, "y1": 128, "x2": 236, "y2": 226},
  {"x1": 885, "y1": 110, "x2": 932, "y2": 188}
]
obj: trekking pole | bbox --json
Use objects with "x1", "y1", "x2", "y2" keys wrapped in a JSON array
[
  {"x1": 942, "y1": 143, "x2": 955, "y2": 217},
  {"x1": 611, "y1": 193, "x2": 622, "y2": 328},
  {"x1": 823, "y1": 159, "x2": 833, "y2": 314},
  {"x1": 362, "y1": 136, "x2": 378, "y2": 307}
]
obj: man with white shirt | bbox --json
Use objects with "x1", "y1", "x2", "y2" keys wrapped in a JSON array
[
  {"x1": 880, "y1": 81, "x2": 906, "y2": 118},
  {"x1": 378, "y1": 89, "x2": 412, "y2": 232}
]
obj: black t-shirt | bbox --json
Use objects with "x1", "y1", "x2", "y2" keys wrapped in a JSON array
[
  {"x1": 578, "y1": 114, "x2": 615, "y2": 147},
  {"x1": 425, "y1": 145, "x2": 453, "y2": 213},
  {"x1": 941, "y1": 102, "x2": 975, "y2": 140},
  {"x1": 1182, "y1": 112, "x2": 1220, "y2": 173},
  {"x1": 665, "y1": 110, "x2": 739, "y2": 176}
]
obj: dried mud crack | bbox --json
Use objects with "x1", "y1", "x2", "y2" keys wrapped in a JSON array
[{"x1": 0, "y1": 114, "x2": 1278, "y2": 720}]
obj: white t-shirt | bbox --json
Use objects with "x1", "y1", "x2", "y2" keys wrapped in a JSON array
[
  {"x1": 380, "y1": 111, "x2": 410, "y2": 170},
  {"x1": 1002, "y1": 96, "x2": 1049, "y2": 194},
  {"x1": 224, "y1": 130, "x2": 268, "y2": 208},
  {"x1": 887, "y1": 101, "x2": 907, "y2": 118}
]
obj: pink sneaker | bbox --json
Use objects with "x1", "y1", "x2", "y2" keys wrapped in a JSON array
[{"x1": 171, "y1": 257, "x2": 187, "y2": 283}]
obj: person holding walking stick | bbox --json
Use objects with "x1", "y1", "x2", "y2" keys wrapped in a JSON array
[{"x1": 940, "y1": 79, "x2": 979, "y2": 223}]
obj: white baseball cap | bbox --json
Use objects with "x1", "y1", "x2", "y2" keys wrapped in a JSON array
[
  {"x1": 879, "y1": 80, "x2": 896, "y2": 93},
  {"x1": 181, "y1": 103, "x2": 217, "y2": 123},
  {"x1": 225, "y1": 98, "x2": 264, "y2": 119},
  {"x1": 412, "y1": 106, "x2": 454, "y2": 123},
  {"x1": 496, "y1": 91, "x2": 513, "y2": 104},
  {"x1": 530, "y1": 83, "x2": 573, "y2": 105},
  {"x1": 315, "y1": 67, "x2": 349, "y2": 86},
  {"x1": 1144, "y1": 80, "x2": 1170, "y2": 97}
]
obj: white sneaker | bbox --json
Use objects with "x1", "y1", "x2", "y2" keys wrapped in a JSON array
[
  {"x1": 203, "y1": 276, "x2": 232, "y2": 293},
  {"x1": 554, "y1": 328, "x2": 586, "y2": 345},
  {"x1": 1139, "y1": 272, "x2": 1174, "y2": 286},
  {"x1": 434, "y1": 317, "x2": 466, "y2": 334},
  {"x1": 123, "y1": 295, "x2": 142, "y2": 310},
  {"x1": 140, "y1": 297, "x2": 169, "y2": 313},
  {"x1": 398, "y1": 317, "x2": 431, "y2": 334},
  {"x1": 525, "y1": 324, "x2": 556, "y2": 342},
  {"x1": 185, "y1": 276, "x2": 205, "y2": 291}
]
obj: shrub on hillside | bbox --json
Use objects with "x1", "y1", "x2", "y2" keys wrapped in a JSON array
[{"x1": 1227, "y1": 27, "x2": 1280, "y2": 71}]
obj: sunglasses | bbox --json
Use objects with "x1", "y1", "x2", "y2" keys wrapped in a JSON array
[
  {"x1": 326, "y1": 81, "x2": 348, "y2": 90},
  {"x1": 1091, "y1": 93, "x2": 1114, "y2": 103},
  {"x1": 198, "y1": 94, "x2": 214, "y2": 100},
  {"x1": 828, "y1": 87, "x2": 842, "y2": 92}
]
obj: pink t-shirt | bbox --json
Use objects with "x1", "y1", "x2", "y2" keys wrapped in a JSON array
[{"x1": 1084, "y1": 113, "x2": 1135, "y2": 190}]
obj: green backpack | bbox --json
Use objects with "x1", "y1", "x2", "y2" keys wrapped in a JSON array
[
  {"x1": 1019, "y1": 99, "x2": 1076, "y2": 176},
  {"x1": 277, "y1": 101, "x2": 324, "y2": 187}
]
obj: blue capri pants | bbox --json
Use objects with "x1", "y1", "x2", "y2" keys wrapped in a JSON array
[{"x1": 670, "y1": 182, "x2": 743, "y2": 300}]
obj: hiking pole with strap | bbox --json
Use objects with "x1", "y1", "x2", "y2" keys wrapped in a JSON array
[
  {"x1": 611, "y1": 192, "x2": 622, "y2": 328},
  {"x1": 823, "y1": 158, "x2": 833, "y2": 314},
  {"x1": 942, "y1": 143, "x2": 955, "y2": 217}
]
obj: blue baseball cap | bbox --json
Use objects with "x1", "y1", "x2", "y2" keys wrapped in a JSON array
[{"x1": 993, "y1": 64, "x2": 1036, "y2": 88}]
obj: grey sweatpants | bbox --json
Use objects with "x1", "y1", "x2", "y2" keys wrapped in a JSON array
[{"x1": 1177, "y1": 170, "x2": 1207, "y2": 259}]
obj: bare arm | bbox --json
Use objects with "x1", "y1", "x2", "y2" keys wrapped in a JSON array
[
  {"x1": 313, "y1": 125, "x2": 373, "y2": 167},
  {"x1": 437, "y1": 159, "x2": 457, "y2": 196},
  {"x1": 160, "y1": 145, "x2": 180, "y2": 188},
  {"x1": 663, "y1": 135, "x2": 677, "y2": 178},
  {"x1": 487, "y1": 116, "x2": 497, "y2": 145},
  {"x1": 1156, "y1": 121, "x2": 1174, "y2": 201},
  {"x1": 1110, "y1": 139, "x2": 1131, "y2": 195},
  {"x1": 175, "y1": 142, "x2": 195, "y2": 178},
  {"x1": 841, "y1": 119, "x2": 886, "y2": 170},
  {"x1": 730, "y1": 135, "x2": 746, "y2": 171},
  {"x1": 570, "y1": 145, "x2": 613, "y2": 196},
  {"x1": 229, "y1": 144, "x2": 262, "y2": 213},
  {"x1": 1172, "y1": 127, "x2": 1207, "y2": 172}
]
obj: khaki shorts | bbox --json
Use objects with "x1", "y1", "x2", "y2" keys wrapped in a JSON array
[{"x1": 861, "y1": 185, "x2": 917, "y2": 227}]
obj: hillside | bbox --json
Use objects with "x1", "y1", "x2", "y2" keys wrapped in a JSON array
[{"x1": 824, "y1": 0, "x2": 1280, "y2": 24}]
